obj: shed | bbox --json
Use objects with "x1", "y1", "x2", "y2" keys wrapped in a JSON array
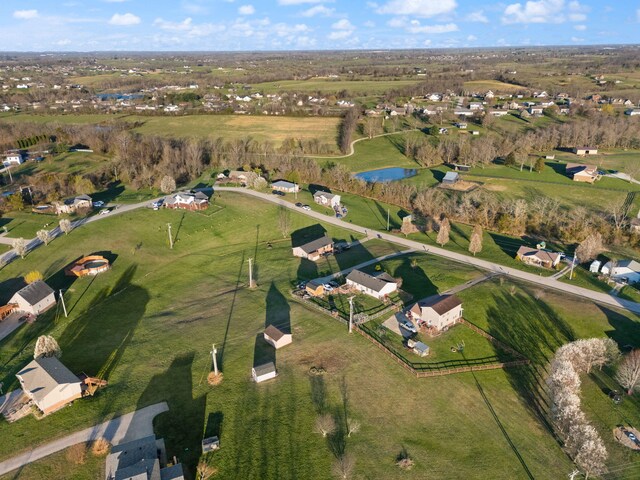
[
  {"x1": 252, "y1": 362, "x2": 277, "y2": 383},
  {"x1": 442, "y1": 172, "x2": 460, "y2": 185},
  {"x1": 9, "y1": 280, "x2": 56, "y2": 316},
  {"x1": 589, "y1": 260, "x2": 602, "y2": 273},
  {"x1": 264, "y1": 325, "x2": 292, "y2": 349},
  {"x1": 305, "y1": 280, "x2": 325, "y2": 297},
  {"x1": 412, "y1": 341, "x2": 430, "y2": 357},
  {"x1": 202, "y1": 436, "x2": 220, "y2": 453}
]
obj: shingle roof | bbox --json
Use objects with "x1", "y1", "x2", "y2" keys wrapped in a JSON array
[
  {"x1": 346, "y1": 269, "x2": 396, "y2": 293},
  {"x1": 16, "y1": 357, "x2": 79, "y2": 403},
  {"x1": 421, "y1": 295, "x2": 462, "y2": 316},
  {"x1": 14, "y1": 280, "x2": 54, "y2": 306},
  {"x1": 517, "y1": 246, "x2": 560, "y2": 264},
  {"x1": 313, "y1": 191, "x2": 339, "y2": 201},
  {"x1": 272, "y1": 180, "x2": 296, "y2": 189},
  {"x1": 616, "y1": 259, "x2": 640, "y2": 271},
  {"x1": 264, "y1": 324, "x2": 286, "y2": 341},
  {"x1": 253, "y1": 362, "x2": 276, "y2": 377},
  {"x1": 299, "y1": 235, "x2": 332, "y2": 254}
]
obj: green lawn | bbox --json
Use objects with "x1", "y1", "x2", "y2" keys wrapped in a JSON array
[
  {"x1": 0, "y1": 211, "x2": 59, "y2": 239},
  {"x1": 0, "y1": 191, "x2": 587, "y2": 479},
  {"x1": 252, "y1": 78, "x2": 421, "y2": 95}
]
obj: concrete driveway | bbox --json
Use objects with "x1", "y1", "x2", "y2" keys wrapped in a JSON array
[
  {"x1": 0, "y1": 401, "x2": 169, "y2": 476},
  {"x1": 382, "y1": 312, "x2": 414, "y2": 338},
  {"x1": 0, "y1": 312, "x2": 27, "y2": 343}
]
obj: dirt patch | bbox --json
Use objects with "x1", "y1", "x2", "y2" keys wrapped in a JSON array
[
  {"x1": 483, "y1": 184, "x2": 508, "y2": 192},
  {"x1": 613, "y1": 426, "x2": 640, "y2": 450},
  {"x1": 440, "y1": 180, "x2": 480, "y2": 192}
]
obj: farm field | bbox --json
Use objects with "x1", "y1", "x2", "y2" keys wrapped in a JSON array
[
  {"x1": 252, "y1": 78, "x2": 421, "y2": 95},
  {"x1": 0, "y1": 191, "x2": 592, "y2": 480},
  {"x1": 463, "y1": 80, "x2": 527, "y2": 93}
]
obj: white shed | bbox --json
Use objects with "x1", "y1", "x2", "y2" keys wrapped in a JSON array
[
  {"x1": 589, "y1": 260, "x2": 601, "y2": 273},
  {"x1": 252, "y1": 362, "x2": 277, "y2": 383}
]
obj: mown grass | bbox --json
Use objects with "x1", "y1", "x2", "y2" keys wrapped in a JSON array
[
  {"x1": 0, "y1": 191, "x2": 588, "y2": 480},
  {"x1": 252, "y1": 78, "x2": 421, "y2": 95}
]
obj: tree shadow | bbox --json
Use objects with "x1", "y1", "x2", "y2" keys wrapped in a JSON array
[
  {"x1": 136, "y1": 352, "x2": 206, "y2": 478},
  {"x1": 91, "y1": 181, "x2": 125, "y2": 204},
  {"x1": 265, "y1": 282, "x2": 290, "y2": 334},
  {"x1": 309, "y1": 375, "x2": 327, "y2": 413},
  {"x1": 391, "y1": 255, "x2": 437, "y2": 299},
  {"x1": 374, "y1": 201, "x2": 400, "y2": 230},
  {"x1": 308, "y1": 184, "x2": 331, "y2": 195},
  {"x1": 598, "y1": 304, "x2": 640, "y2": 349},
  {"x1": 488, "y1": 232, "x2": 525, "y2": 259},
  {"x1": 450, "y1": 222, "x2": 469, "y2": 247}
]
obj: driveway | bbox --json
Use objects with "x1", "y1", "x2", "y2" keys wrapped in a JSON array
[
  {"x1": 0, "y1": 312, "x2": 28, "y2": 343},
  {"x1": 382, "y1": 312, "x2": 413, "y2": 338},
  {"x1": 0, "y1": 402, "x2": 169, "y2": 476}
]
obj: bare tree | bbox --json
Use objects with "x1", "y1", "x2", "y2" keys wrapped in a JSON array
[
  {"x1": 315, "y1": 413, "x2": 337, "y2": 437},
  {"x1": 34, "y1": 335, "x2": 62, "y2": 359},
  {"x1": 12, "y1": 237, "x2": 27, "y2": 259},
  {"x1": 59, "y1": 218, "x2": 73, "y2": 235},
  {"x1": 278, "y1": 206, "x2": 291, "y2": 238},
  {"x1": 468, "y1": 225, "x2": 483, "y2": 256},
  {"x1": 575, "y1": 232, "x2": 604, "y2": 263},
  {"x1": 160, "y1": 175, "x2": 176, "y2": 194},
  {"x1": 363, "y1": 117, "x2": 382, "y2": 139},
  {"x1": 332, "y1": 453, "x2": 355, "y2": 480},
  {"x1": 196, "y1": 460, "x2": 218, "y2": 480},
  {"x1": 346, "y1": 417, "x2": 360, "y2": 437},
  {"x1": 607, "y1": 199, "x2": 628, "y2": 233},
  {"x1": 615, "y1": 349, "x2": 640, "y2": 395},
  {"x1": 436, "y1": 218, "x2": 450, "y2": 247},
  {"x1": 37, "y1": 229, "x2": 52, "y2": 246}
]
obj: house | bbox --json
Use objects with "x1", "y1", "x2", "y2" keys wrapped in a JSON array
[
  {"x1": 427, "y1": 93, "x2": 441, "y2": 101},
  {"x1": 442, "y1": 172, "x2": 460, "y2": 185},
  {"x1": 9, "y1": 280, "x2": 56, "y2": 316},
  {"x1": 105, "y1": 435, "x2": 185, "y2": 480},
  {"x1": 2, "y1": 154, "x2": 23, "y2": 167},
  {"x1": 313, "y1": 191, "x2": 341, "y2": 208},
  {"x1": 345, "y1": 269, "x2": 398, "y2": 300},
  {"x1": 625, "y1": 109, "x2": 640, "y2": 116},
  {"x1": 264, "y1": 324, "x2": 292, "y2": 349},
  {"x1": 528, "y1": 106, "x2": 544, "y2": 116},
  {"x1": 573, "y1": 147, "x2": 598, "y2": 156},
  {"x1": 228, "y1": 170, "x2": 258, "y2": 186},
  {"x1": 516, "y1": 246, "x2": 561, "y2": 269},
  {"x1": 454, "y1": 122, "x2": 467, "y2": 129},
  {"x1": 292, "y1": 235, "x2": 334, "y2": 261},
  {"x1": 271, "y1": 180, "x2": 299, "y2": 193},
  {"x1": 468, "y1": 102, "x2": 483, "y2": 110},
  {"x1": 164, "y1": 191, "x2": 209, "y2": 211},
  {"x1": 488, "y1": 110, "x2": 508, "y2": 117},
  {"x1": 54, "y1": 194, "x2": 92, "y2": 214},
  {"x1": 566, "y1": 163, "x2": 599, "y2": 183},
  {"x1": 305, "y1": 280, "x2": 325, "y2": 297},
  {"x1": 484, "y1": 90, "x2": 495, "y2": 99},
  {"x1": 454, "y1": 108, "x2": 474, "y2": 117},
  {"x1": 408, "y1": 295, "x2": 463, "y2": 332},
  {"x1": 16, "y1": 356, "x2": 83, "y2": 415},
  {"x1": 601, "y1": 260, "x2": 640, "y2": 284},
  {"x1": 252, "y1": 362, "x2": 277, "y2": 383}
]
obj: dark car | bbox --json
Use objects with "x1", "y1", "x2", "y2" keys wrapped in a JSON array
[{"x1": 295, "y1": 202, "x2": 303, "y2": 207}]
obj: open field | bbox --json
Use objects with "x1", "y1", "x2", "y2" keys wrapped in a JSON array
[
  {"x1": 463, "y1": 80, "x2": 527, "y2": 93},
  {"x1": 0, "y1": 191, "x2": 601, "y2": 479},
  {"x1": 252, "y1": 78, "x2": 421, "y2": 95}
]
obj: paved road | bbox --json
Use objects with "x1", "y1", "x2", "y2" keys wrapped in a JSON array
[
  {"x1": 315, "y1": 248, "x2": 415, "y2": 284},
  {"x1": 215, "y1": 187, "x2": 640, "y2": 314},
  {"x1": 0, "y1": 402, "x2": 169, "y2": 476}
]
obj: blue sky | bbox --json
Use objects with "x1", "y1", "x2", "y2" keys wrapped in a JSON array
[{"x1": 1, "y1": 0, "x2": 639, "y2": 51}]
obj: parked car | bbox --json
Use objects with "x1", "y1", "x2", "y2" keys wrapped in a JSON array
[
  {"x1": 295, "y1": 202, "x2": 303, "y2": 207},
  {"x1": 336, "y1": 213, "x2": 343, "y2": 219},
  {"x1": 328, "y1": 281, "x2": 339, "y2": 288},
  {"x1": 92, "y1": 200, "x2": 104, "y2": 208},
  {"x1": 272, "y1": 190, "x2": 284, "y2": 196},
  {"x1": 302, "y1": 205, "x2": 311, "y2": 211},
  {"x1": 99, "y1": 208, "x2": 110, "y2": 216},
  {"x1": 399, "y1": 320, "x2": 418, "y2": 334},
  {"x1": 323, "y1": 284, "x2": 334, "y2": 292},
  {"x1": 625, "y1": 431, "x2": 638, "y2": 444},
  {"x1": 152, "y1": 199, "x2": 164, "y2": 208}
]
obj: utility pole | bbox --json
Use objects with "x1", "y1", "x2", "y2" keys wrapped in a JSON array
[
  {"x1": 387, "y1": 209, "x2": 390, "y2": 231},
  {"x1": 6, "y1": 166, "x2": 13, "y2": 184},
  {"x1": 59, "y1": 289, "x2": 68, "y2": 318},
  {"x1": 569, "y1": 254, "x2": 577, "y2": 280},
  {"x1": 348, "y1": 296, "x2": 355, "y2": 334},
  {"x1": 248, "y1": 257, "x2": 254, "y2": 288},
  {"x1": 167, "y1": 223, "x2": 174, "y2": 249},
  {"x1": 211, "y1": 343, "x2": 219, "y2": 375}
]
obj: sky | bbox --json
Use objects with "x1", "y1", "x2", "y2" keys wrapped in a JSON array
[{"x1": 0, "y1": 0, "x2": 639, "y2": 51}]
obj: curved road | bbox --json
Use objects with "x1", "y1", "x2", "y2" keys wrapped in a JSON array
[
  {"x1": 215, "y1": 187, "x2": 640, "y2": 315},
  {"x1": 308, "y1": 128, "x2": 419, "y2": 159}
]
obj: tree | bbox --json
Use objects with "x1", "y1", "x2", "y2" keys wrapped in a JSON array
[
  {"x1": 504, "y1": 151, "x2": 516, "y2": 167},
  {"x1": 34, "y1": 335, "x2": 62, "y2": 359},
  {"x1": 363, "y1": 117, "x2": 382, "y2": 139},
  {"x1": 24, "y1": 270, "x2": 43, "y2": 284},
  {"x1": 37, "y1": 229, "x2": 52, "y2": 246},
  {"x1": 575, "y1": 232, "x2": 604, "y2": 263},
  {"x1": 196, "y1": 460, "x2": 218, "y2": 480},
  {"x1": 332, "y1": 453, "x2": 355, "y2": 480},
  {"x1": 534, "y1": 157, "x2": 545, "y2": 173},
  {"x1": 12, "y1": 237, "x2": 27, "y2": 259},
  {"x1": 615, "y1": 349, "x2": 640, "y2": 395},
  {"x1": 59, "y1": 218, "x2": 73, "y2": 235},
  {"x1": 346, "y1": 417, "x2": 360, "y2": 437},
  {"x1": 277, "y1": 206, "x2": 291, "y2": 238},
  {"x1": 7, "y1": 192, "x2": 24, "y2": 211},
  {"x1": 468, "y1": 225, "x2": 483, "y2": 256},
  {"x1": 315, "y1": 413, "x2": 337, "y2": 437},
  {"x1": 160, "y1": 175, "x2": 176, "y2": 194},
  {"x1": 436, "y1": 218, "x2": 450, "y2": 247}
]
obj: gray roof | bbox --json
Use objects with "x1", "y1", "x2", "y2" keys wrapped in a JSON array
[
  {"x1": 264, "y1": 324, "x2": 287, "y2": 341},
  {"x1": 106, "y1": 436, "x2": 166, "y2": 480},
  {"x1": 298, "y1": 235, "x2": 333, "y2": 254},
  {"x1": 16, "y1": 357, "x2": 80, "y2": 403},
  {"x1": 313, "y1": 191, "x2": 339, "y2": 201},
  {"x1": 346, "y1": 269, "x2": 397, "y2": 293},
  {"x1": 413, "y1": 341, "x2": 430, "y2": 354},
  {"x1": 616, "y1": 259, "x2": 640, "y2": 271},
  {"x1": 272, "y1": 180, "x2": 296, "y2": 189},
  {"x1": 14, "y1": 280, "x2": 54, "y2": 306},
  {"x1": 443, "y1": 172, "x2": 459, "y2": 182},
  {"x1": 253, "y1": 362, "x2": 276, "y2": 377},
  {"x1": 160, "y1": 464, "x2": 185, "y2": 480}
]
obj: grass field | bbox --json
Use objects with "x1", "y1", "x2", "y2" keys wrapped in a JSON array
[
  {"x1": 252, "y1": 78, "x2": 421, "y2": 95},
  {"x1": 463, "y1": 80, "x2": 526, "y2": 93},
  {"x1": 0, "y1": 191, "x2": 600, "y2": 480}
]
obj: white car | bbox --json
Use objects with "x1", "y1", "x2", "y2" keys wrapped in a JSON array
[
  {"x1": 323, "y1": 284, "x2": 334, "y2": 292},
  {"x1": 302, "y1": 205, "x2": 311, "y2": 211},
  {"x1": 99, "y1": 208, "x2": 110, "y2": 215},
  {"x1": 399, "y1": 320, "x2": 418, "y2": 334}
]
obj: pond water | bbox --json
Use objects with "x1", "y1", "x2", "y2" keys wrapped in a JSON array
[{"x1": 355, "y1": 167, "x2": 418, "y2": 182}]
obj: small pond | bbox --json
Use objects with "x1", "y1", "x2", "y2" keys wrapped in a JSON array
[{"x1": 355, "y1": 167, "x2": 418, "y2": 182}]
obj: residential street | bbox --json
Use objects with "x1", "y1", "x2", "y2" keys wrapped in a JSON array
[{"x1": 0, "y1": 402, "x2": 169, "y2": 476}]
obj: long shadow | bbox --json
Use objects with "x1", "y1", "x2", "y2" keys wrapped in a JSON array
[
  {"x1": 391, "y1": 255, "x2": 437, "y2": 299},
  {"x1": 449, "y1": 222, "x2": 469, "y2": 247},
  {"x1": 290, "y1": 224, "x2": 327, "y2": 248},
  {"x1": 332, "y1": 241, "x2": 377, "y2": 274},
  {"x1": 486, "y1": 290, "x2": 575, "y2": 432},
  {"x1": 296, "y1": 258, "x2": 318, "y2": 282},
  {"x1": 598, "y1": 304, "x2": 640, "y2": 349},
  {"x1": 91, "y1": 182, "x2": 125, "y2": 204},
  {"x1": 309, "y1": 375, "x2": 327, "y2": 413},
  {"x1": 308, "y1": 184, "x2": 331, "y2": 195},
  {"x1": 218, "y1": 251, "x2": 245, "y2": 371},
  {"x1": 253, "y1": 333, "x2": 276, "y2": 369},
  {"x1": 204, "y1": 411, "x2": 224, "y2": 439},
  {"x1": 253, "y1": 225, "x2": 260, "y2": 285},
  {"x1": 173, "y1": 211, "x2": 187, "y2": 244},
  {"x1": 265, "y1": 282, "x2": 290, "y2": 333},
  {"x1": 488, "y1": 232, "x2": 525, "y2": 259},
  {"x1": 136, "y1": 352, "x2": 206, "y2": 477},
  {"x1": 374, "y1": 201, "x2": 400, "y2": 230},
  {"x1": 0, "y1": 277, "x2": 26, "y2": 305},
  {"x1": 431, "y1": 169, "x2": 446, "y2": 182}
]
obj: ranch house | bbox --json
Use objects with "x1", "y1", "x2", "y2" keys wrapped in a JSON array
[
  {"x1": 292, "y1": 235, "x2": 334, "y2": 262},
  {"x1": 345, "y1": 269, "x2": 398, "y2": 300}
]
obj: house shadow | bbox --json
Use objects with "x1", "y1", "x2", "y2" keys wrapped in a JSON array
[
  {"x1": 204, "y1": 411, "x2": 224, "y2": 440},
  {"x1": 91, "y1": 181, "x2": 126, "y2": 204},
  {"x1": 291, "y1": 224, "x2": 327, "y2": 248},
  {"x1": 488, "y1": 232, "x2": 523, "y2": 260},
  {"x1": 265, "y1": 282, "x2": 290, "y2": 334},
  {"x1": 547, "y1": 162, "x2": 570, "y2": 178},
  {"x1": 308, "y1": 184, "x2": 330, "y2": 195},
  {"x1": 430, "y1": 169, "x2": 446, "y2": 182},
  {"x1": 136, "y1": 352, "x2": 207, "y2": 478},
  {"x1": 253, "y1": 334, "x2": 276, "y2": 369},
  {"x1": 0, "y1": 277, "x2": 27, "y2": 305},
  {"x1": 391, "y1": 255, "x2": 438, "y2": 299},
  {"x1": 296, "y1": 258, "x2": 318, "y2": 282},
  {"x1": 333, "y1": 241, "x2": 376, "y2": 273}
]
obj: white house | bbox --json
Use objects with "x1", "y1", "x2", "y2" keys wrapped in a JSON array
[
  {"x1": 625, "y1": 109, "x2": 640, "y2": 116},
  {"x1": 409, "y1": 295, "x2": 463, "y2": 332},
  {"x1": 16, "y1": 356, "x2": 83, "y2": 415},
  {"x1": 54, "y1": 194, "x2": 93, "y2": 214},
  {"x1": 590, "y1": 260, "x2": 602, "y2": 273},
  {"x1": 468, "y1": 102, "x2": 483, "y2": 110},
  {"x1": 9, "y1": 281, "x2": 56, "y2": 316},
  {"x1": 164, "y1": 191, "x2": 209, "y2": 211},
  {"x1": 271, "y1": 180, "x2": 299, "y2": 193},
  {"x1": 264, "y1": 325, "x2": 292, "y2": 349},
  {"x1": 345, "y1": 269, "x2": 398, "y2": 300},
  {"x1": 252, "y1": 362, "x2": 277, "y2": 383},
  {"x1": 601, "y1": 260, "x2": 640, "y2": 284},
  {"x1": 528, "y1": 106, "x2": 544, "y2": 116},
  {"x1": 313, "y1": 191, "x2": 341, "y2": 208},
  {"x1": 573, "y1": 147, "x2": 598, "y2": 156},
  {"x1": 2, "y1": 154, "x2": 23, "y2": 167}
]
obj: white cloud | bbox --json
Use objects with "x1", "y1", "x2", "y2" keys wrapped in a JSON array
[
  {"x1": 103, "y1": 0, "x2": 129, "y2": 3},
  {"x1": 14, "y1": 10, "x2": 39, "y2": 20},
  {"x1": 502, "y1": 0, "x2": 588, "y2": 24},
  {"x1": 571, "y1": 36, "x2": 584, "y2": 42},
  {"x1": 332, "y1": 19, "x2": 354, "y2": 30},
  {"x1": 109, "y1": 13, "x2": 141, "y2": 26},
  {"x1": 407, "y1": 22, "x2": 458, "y2": 34},
  {"x1": 574, "y1": 24, "x2": 586, "y2": 30},
  {"x1": 328, "y1": 18, "x2": 355, "y2": 40},
  {"x1": 238, "y1": 5, "x2": 255, "y2": 15},
  {"x1": 328, "y1": 30, "x2": 351, "y2": 40},
  {"x1": 377, "y1": 0, "x2": 457, "y2": 18},
  {"x1": 153, "y1": 17, "x2": 225, "y2": 36},
  {"x1": 465, "y1": 11, "x2": 488, "y2": 23},
  {"x1": 467, "y1": 34, "x2": 477, "y2": 41},
  {"x1": 300, "y1": 5, "x2": 335, "y2": 17},
  {"x1": 363, "y1": 20, "x2": 376, "y2": 27},
  {"x1": 274, "y1": 22, "x2": 310, "y2": 36}
]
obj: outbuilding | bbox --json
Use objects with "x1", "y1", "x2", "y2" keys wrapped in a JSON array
[
  {"x1": 252, "y1": 362, "x2": 277, "y2": 383},
  {"x1": 442, "y1": 172, "x2": 460, "y2": 185},
  {"x1": 573, "y1": 147, "x2": 598, "y2": 156},
  {"x1": 264, "y1": 324, "x2": 292, "y2": 349},
  {"x1": 292, "y1": 235, "x2": 334, "y2": 262},
  {"x1": 9, "y1": 280, "x2": 56, "y2": 316},
  {"x1": 271, "y1": 180, "x2": 299, "y2": 193}
]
